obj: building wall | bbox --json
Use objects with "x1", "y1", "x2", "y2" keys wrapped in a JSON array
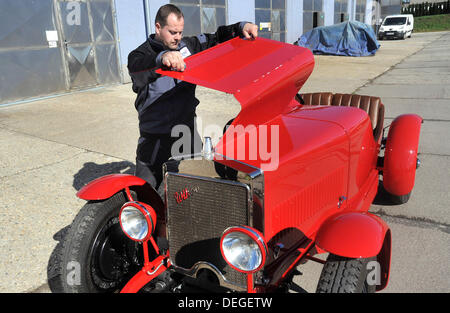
[
  {"x1": 113, "y1": 0, "x2": 388, "y2": 86},
  {"x1": 114, "y1": 0, "x2": 382, "y2": 79},
  {"x1": 348, "y1": 0, "x2": 355, "y2": 20},
  {"x1": 365, "y1": 0, "x2": 374, "y2": 25},
  {"x1": 286, "y1": 0, "x2": 303, "y2": 44},
  {"x1": 380, "y1": 0, "x2": 402, "y2": 16},
  {"x1": 408, "y1": 0, "x2": 444, "y2": 4},
  {"x1": 0, "y1": 0, "x2": 124, "y2": 105},
  {"x1": 146, "y1": 0, "x2": 170, "y2": 35},
  {"x1": 324, "y1": 0, "x2": 335, "y2": 26},
  {"x1": 114, "y1": 0, "x2": 148, "y2": 83},
  {"x1": 228, "y1": 0, "x2": 255, "y2": 24},
  {"x1": 1, "y1": 0, "x2": 387, "y2": 104}
]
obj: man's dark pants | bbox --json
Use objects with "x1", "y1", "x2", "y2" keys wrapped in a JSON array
[{"x1": 135, "y1": 126, "x2": 202, "y2": 190}]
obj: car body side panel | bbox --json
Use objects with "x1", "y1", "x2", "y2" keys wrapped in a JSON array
[
  {"x1": 262, "y1": 115, "x2": 349, "y2": 242},
  {"x1": 213, "y1": 104, "x2": 382, "y2": 264},
  {"x1": 346, "y1": 113, "x2": 379, "y2": 211}
]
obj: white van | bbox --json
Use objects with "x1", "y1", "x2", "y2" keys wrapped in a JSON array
[{"x1": 378, "y1": 14, "x2": 414, "y2": 40}]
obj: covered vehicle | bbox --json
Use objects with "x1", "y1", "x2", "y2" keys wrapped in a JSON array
[
  {"x1": 297, "y1": 20, "x2": 380, "y2": 56},
  {"x1": 52, "y1": 37, "x2": 422, "y2": 293}
]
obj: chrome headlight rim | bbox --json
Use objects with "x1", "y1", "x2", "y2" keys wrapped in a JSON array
[
  {"x1": 220, "y1": 226, "x2": 267, "y2": 273},
  {"x1": 119, "y1": 201, "x2": 155, "y2": 242}
]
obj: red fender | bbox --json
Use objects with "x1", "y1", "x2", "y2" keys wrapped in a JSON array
[
  {"x1": 77, "y1": 174, "x2": 165, "y2": 219},
  {"x1": 383, "y1": 114, "x2": 423, "y2": 196},
  {"x1": 315, "y1": 212, "x2": 390, "y2": 259},
  {"x1": 315, "y1": 212, "x2": 391, "y2": 290},
  {"x1": 77, "y1": 174, "x2": 148, "y2": 200}
]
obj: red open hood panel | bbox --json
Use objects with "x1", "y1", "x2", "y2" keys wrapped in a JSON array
[
  {"x1": 157, "y1": 37, "x2": 315, "y2": 170},
  {"x1": 156, "y1": 37, "x2": 314, "y2": 125}
]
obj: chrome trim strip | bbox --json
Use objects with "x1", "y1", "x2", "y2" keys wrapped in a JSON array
[
  {"x1": 168, "y1": 171, "x2": 251, "y2": 189},
  {"x1": 240, "y1": 226, "x2": 268, "y2": 256},
  {"x1": 213, "y1": 152, "x2": 263, "y2": 179},
  {"x1": 222, "y1": 226, "x2": 268, "y2": 263},
  {"x1": 172, "y1": 262, "x2": 247, "y2": 292},
  {"x1": 146, "y1": 259, "x2": 165, "y2": 276}
]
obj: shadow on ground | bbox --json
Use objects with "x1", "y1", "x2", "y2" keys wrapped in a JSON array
[{"x1": 72, "y1": 161, "x2": 135, "y2": 190}]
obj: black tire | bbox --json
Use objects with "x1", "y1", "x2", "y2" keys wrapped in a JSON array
[
  {"x1": 376, "y1": 180, "x2": 412, "y2": 205},
  {"x1": 52, "y1": 191, "x2": 144, "y2": 293},
  {"x1": 389, "y1": 192, "x2": 411, "y2": 205},
  {"x1": 316, "y1": 254, "x2": 376, "y2": 293}
]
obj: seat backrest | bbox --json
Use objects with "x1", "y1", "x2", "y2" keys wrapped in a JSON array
[
  {"x1": 301, "y1": 92, "x2": 333, "y2": 106},
  {"x1": 300, "y1": 92, "x2": 385, "y2": 143}
]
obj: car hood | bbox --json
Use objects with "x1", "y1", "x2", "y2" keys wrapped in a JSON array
[
  {"x1": 381, "y1": 25, "x2": 406, "y2": 30},
  {"x1": 157, "y1": 37, "x2": 314, "y2": 126}
]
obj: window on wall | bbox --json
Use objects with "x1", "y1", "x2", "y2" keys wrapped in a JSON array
[
  {"x1": 334, "y1": 0, "x2": 349, "y2": 24},
  {"x1": 170, "y1": 0, "x2": 226, "y2": 36},
  {"x1": 356, "y1": 0, "x2": 366, "y2": 23},
  {"x1": 255, "y1": 0, "x2": 286, "y2": 42},
  {"x1": 303, "y1": 0, "x2": 324, "y2": 34}
]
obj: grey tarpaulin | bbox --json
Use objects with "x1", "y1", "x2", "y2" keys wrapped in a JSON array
[{"x1": 296, "y1": 21, "x2": 380, "y2": 57}]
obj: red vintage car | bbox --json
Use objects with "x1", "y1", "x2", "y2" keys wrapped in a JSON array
[{"x1": 53, "y1": 37, "x2": 422, "y2": 293}]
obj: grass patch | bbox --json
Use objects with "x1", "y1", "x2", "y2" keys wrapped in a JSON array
[{"x1": 414, "y1": 14, "x2": 450, "y2": 32}]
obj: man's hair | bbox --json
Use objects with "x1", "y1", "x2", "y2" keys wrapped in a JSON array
[{"x1": 155, "y1": 4, "x2": 184, "y2": 27}]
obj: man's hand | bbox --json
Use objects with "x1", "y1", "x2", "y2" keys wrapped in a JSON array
[
  {"x1": 161, "y1": 51, "x2": 186, "y2": 72},
  {"x1": 242, "y1": 23, "x2": 258, "y2": 40}
]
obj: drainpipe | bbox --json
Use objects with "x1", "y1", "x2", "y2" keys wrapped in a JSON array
[{"x1": 143, "y1": 0, "x2": 152, "y2": 37}]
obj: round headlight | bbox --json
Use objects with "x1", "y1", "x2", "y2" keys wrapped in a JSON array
[
  {"x1": 119, "y1": 202, "x2": 156, "y2": 242},
  {"x1": 220, "y1": 226, "x2": 267, "y2": 273}
]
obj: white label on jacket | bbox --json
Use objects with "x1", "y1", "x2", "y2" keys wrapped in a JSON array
[{"x1": 180, "y1": 47, "x2": 191, "y2": 59}]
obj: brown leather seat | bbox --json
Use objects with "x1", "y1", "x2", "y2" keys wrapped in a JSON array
[{"x1": 300, "y1": 92, "x2": 385, "y2": 143}]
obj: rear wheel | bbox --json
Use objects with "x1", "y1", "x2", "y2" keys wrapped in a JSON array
[
  {"x1": 53, "y1": 191, "x2": 144, "y2": 292},
  {"x1": 389, "y1": 191, "x2": 411, "y2": 204},
  {"x1": 316, "y1": 254, "x2": 376, "y2": 293}
]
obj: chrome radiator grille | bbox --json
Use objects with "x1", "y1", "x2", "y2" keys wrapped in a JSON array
[{"x1": 166, "y1": 173, "x2": 249, "y2": 288}]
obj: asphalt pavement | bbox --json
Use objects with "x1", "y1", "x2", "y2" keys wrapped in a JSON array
[{"x1": 0, "y1": 31, "x2": 449, "y2": 293}]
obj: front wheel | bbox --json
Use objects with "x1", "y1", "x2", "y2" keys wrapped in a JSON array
[
  {"x1": 53, "y1": 191, "x2": 144, "y2": 292},
  {"x1": 316, "y1": 254, "x2": 376, "y2": 293}
]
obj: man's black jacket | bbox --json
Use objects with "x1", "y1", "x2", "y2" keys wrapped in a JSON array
[{"x1": 128, "y1": 22, "x2": 247, "y2": 134}]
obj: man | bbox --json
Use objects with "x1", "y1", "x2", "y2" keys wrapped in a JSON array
[{"x1": 128, "y1": 4, "x2": 258, "y2": 190}]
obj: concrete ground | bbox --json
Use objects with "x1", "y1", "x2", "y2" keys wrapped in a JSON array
[{"x1": 0, "y1": 31, "x2": 449, "y2": 293}]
